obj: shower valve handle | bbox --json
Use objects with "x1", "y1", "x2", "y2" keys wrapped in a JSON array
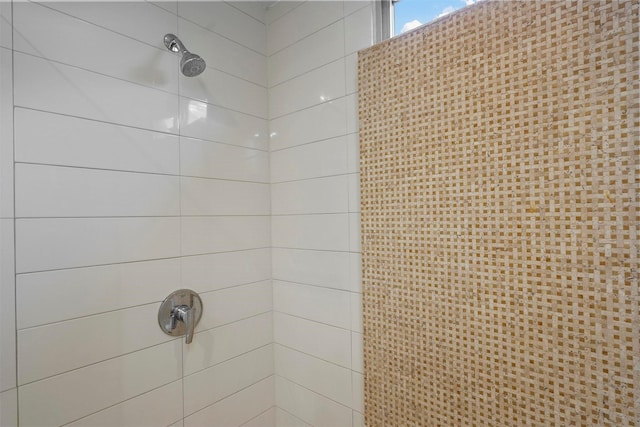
[
  {"x1": 173, "y1": 305, "x2": 195, "y2": 344},
  {"x1": 158, "y1": 289, "x2": 203, "y2": 344}
]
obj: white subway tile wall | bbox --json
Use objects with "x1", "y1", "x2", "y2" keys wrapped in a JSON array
[
  {"x1": 0, "y1": 1, "x2": 372, "y2": 425},
  {"x1": 269, "y1": 2, "x2": 372, "y2": 424},
  {"x1": 0, "y1": 8, "x2": 15, "y2": 423},
  {"x1": 6, "y1": 1, "x2": 274, "y2": 426}
]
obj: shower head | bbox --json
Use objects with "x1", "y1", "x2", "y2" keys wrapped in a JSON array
[{"x1": 164, "y1": 33, "x2": 206, "y2": 77}]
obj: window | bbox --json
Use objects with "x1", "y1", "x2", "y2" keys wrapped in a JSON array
[{"x1": 390, "y1": 0, "x2": 485, "y2": 37}]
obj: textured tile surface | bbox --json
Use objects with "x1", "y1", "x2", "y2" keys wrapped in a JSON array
[{"x1": 359, "y1": 1, "x2": 639, "y2": 426}]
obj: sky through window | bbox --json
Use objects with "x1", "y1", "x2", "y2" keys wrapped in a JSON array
[{"x1": 394, "y1": 0, "x2": 485, "y2": 35}]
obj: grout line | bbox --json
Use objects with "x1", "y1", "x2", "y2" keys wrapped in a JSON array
[
  {"x1": 14, "y1": 106, "x2": 179, "y2": 137},
  {"x1": 16, "y1": 214, "x2": 271, "y2": 219},
  {"x1": 17, "y1": 338, "x2": 182, "y2": 388},
  {"x1": 177, "y1": 14, "x2": 267, "y2": 58},
  {"x1": 14, "y1": 161, "x2": 270, "y2": 183},
  {"x1": 13, "y1": 51, "x2": 269, "y2": 120},
  {"x1": 274, "y1": 311, "x2": 353, "y2": 335},
  {"x1": 273, "y1": 278, "x2": 361, "y2": 295},
  {"x1": 223, "y1": 0, "x2": 268, "y2": 26},
  {"x1": 265, "y1": 0, "x2": 305, "y2": 28},
  {"x1": 59, "y1": 379, "x2": 183, "y2": 427},
  {"x1": 269, "y1": 92, "x2": 354, "y2": 121},
  {"x1": 183, "y1": 343, "x2": 274, "y2": 380},
  {"x1": 267, "y1": 5, "x2": 343, "y2": 57},
  {"x1": 271, "y1": 246, "x2": 359, "y2": 254},
  {"x1": 272, "y1": 172, "x2": 359, "y2": 185},
  {"x1": 183, "y1": 374, "x2": 275, "y2": 420},
  {"x1": 269, "y1": 56, "x2": 344, "y2": 90},
  {"x1": 274, "y1": 405, "x2": 311, "y2": 426},
  {"x1": 14, "y1": 246, "x2": 272, "y2": 276},
  {"x1": 10, "y1": 2, "x2": 19, "y2": 423},
  {"x1": 20, "y1": 287, "x2": 272, "y2": 333},
  {"x1": 271, "y1": 131, "x2": 359, "y2": 154},
  {"x1": 274, "y1": 374, "x2": 354, "y2": 412},
  {"x1": 239, "y1": 405, "x2": 277, "y2": 426},
  {"x1": 28, "y1": 1, "x2": 269, "y2": 88}
]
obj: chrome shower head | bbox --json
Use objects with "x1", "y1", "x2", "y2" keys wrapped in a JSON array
[{"x1": 164, "y1": 33, "x2": 206, "y2": 77}]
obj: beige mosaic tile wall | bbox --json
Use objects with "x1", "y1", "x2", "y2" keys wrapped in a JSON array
[{"x1": 358, "y1": 1, "x2": 638, "y2": 426}]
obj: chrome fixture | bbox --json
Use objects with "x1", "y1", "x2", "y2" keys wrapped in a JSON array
[
  {"x1": 163, "y1": 33, "x2": 206, "y2": 77},
  {"x1": 158, "y1": 289, "x2": 203, "y2": 344}
]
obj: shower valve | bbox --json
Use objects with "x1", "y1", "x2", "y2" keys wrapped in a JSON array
[{"x1": 158, "y1": 289, "x2": 203, "y2": 344}]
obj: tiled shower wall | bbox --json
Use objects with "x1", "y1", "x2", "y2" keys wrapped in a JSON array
[
  {"x1": 267, "y1": 2, "x2": 373, "y2": 425},
  {"x1": 1, "y1": 2, "x2": 275, "y2": 425},
  {"x1": 359, "y1": 1, "x2": 638, "y2": 426}
]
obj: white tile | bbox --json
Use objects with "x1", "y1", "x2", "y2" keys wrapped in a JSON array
[
  {"x1": 272, "y1": 176, "x2": 349, "y2": 215},
  {"x1": 181, "y1": 248, "x2": 271, "y2": 294},
  {"x1": 16, "y1": 217, "x2": 180, "y2": 273},
  {"x1": 0, "y1": 220, "x2": 15, "y2": 392},
  {"x1": 351, "y1": 372, "x2": 364, "y2": 412},
  {"x1": 344, "y1": 1, "x2": 371, "y2": 16},
  {"x1": 271, "y1": 136, "x2": 350, "y2": 183},
  {"x1": 267, "y1": 1, "x2": 343, "y2": 55},
  {"x1": 272, "y1": 214, "x2": 350, "y2": 251},
  {"x1": 151, "y1": 1, "x2": 177, "y2": 16},
  {"x1": 66, "y1": 380, "x2": 182, "y2": 427},
  {"x1": 352, "y1": 410, "x2": 365, "y2": 427},
  {"x1": 178, "y1": 2, "x2": 266, "y2": 54},
  {"x1": 351, "y1": 332, "x2": 363, "y2": 373},
  {"x1": 265, "y1": 1, "x2": 303, "y2": 25},
  {"x1": 185, "y1": 376, "x2": 274, "y2": 427},
  {"x1": 198, "y1": 281, "x2": 272, "y2": 331},
  {"x1": 269, "y1": 98, "x2": 347, "y2": 151},
  {"x1": 347, "y1": 174, "x2": 361, "y2": 214},
  {"x1": 18, "y1": 303, "x2": 173, "y2": 385},
  {"x1": 0, "y1": 3, "x2": 11, "y2": 49},
  {"x1": 272, "y1": 248, "x2": 352, "y2": 291},
  {"x1": 0, "y1": 389, "x2": 17, "y2": 427},
  {"x1": 183, "y1": 345, "x2": 274, "y2": 416},
  {"x1": 345, "y1": 4, "x2": 373, "y2": 55},
  {"x1": 181, "y1": 137, "x2": 269, "y2": 182},
  {"x1": 181, "y1": 216, "x2": 270, "y2": 256},
  {"x1": 185, "y1": 312, "x2": 272, "y2": 376},
  {"x1": 229, "y1": 2, "x2": 267, "y2": 24},
  {"x1": 181, "y1": 177, "x2": 270, "y2": 215},
  {"x1": 15, "y1": 164, "x2": 180, "y2": 218},
  {"x1": 42, "y1": 1, "x2": 177, "y2": 48},
  {"x1": 274, "y1": 312, "x2": 351, "y2": 368},
  {"x1": 13, "y1": 2, "x2": 178, "y2": 93},
  {"x1": 0, "y1": 48, "x2": 12, "y2": 218},
  {"x1": 179, "y1": 97, "x2": 268, "y2": 151},
  {"x1": 273, "y1": 281, "x2": 351, "y2": 329},
  {"x1": 268, "y1": 21, "x2": 344, "y2": 87},
  {"x1": 349, "y1": 252, "x2": 362, "y2": 293},
  {"x1": 351, "y1": 293, "x2": 363, "y2": 333},
  {"x1": 345, "y1": 53, "x2": 359, "y2": 95},
  {"x1": 269, "y1": 59, "x2": 345, "y2": 118},
  {"x1": 178, "y1": 18, "x2": 266, "y2": 88},
  {"x1": 346, "y1": 93, "x2": 358, "y2": 134},
  {"x1": 349, "y1": 213, "x2": 361, "y2": 252},
  {"x1": 180, "y1": 68, "x2": 268, "y2": 119},
  {"x1": 15, "y1": 109, "x2": 180, "y2": 175},
  {"x1": 275, "y1": 345, "x2": 352, "y2": 406},
  {"x1": 275, "y1": 407, "x2": 310, "y2": 427},
  {"x1": 14, "y1": 53, "x2": 179, "y2": 134},
  {"x1": 242, "y1": 407, "x2": 276, "y2": 427},
  {"x1": 17, "y1": 258, "x2": 181, "y2": 329},
  {"x1": 275, "y1": 376, "x2": 352, "y2": 427},
  {"x1": 19, "y1": 340, "x2": 182, "y2": 427},
  {"x1": 346, "y1": 133, "x2": 359, "y2": 175}
]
